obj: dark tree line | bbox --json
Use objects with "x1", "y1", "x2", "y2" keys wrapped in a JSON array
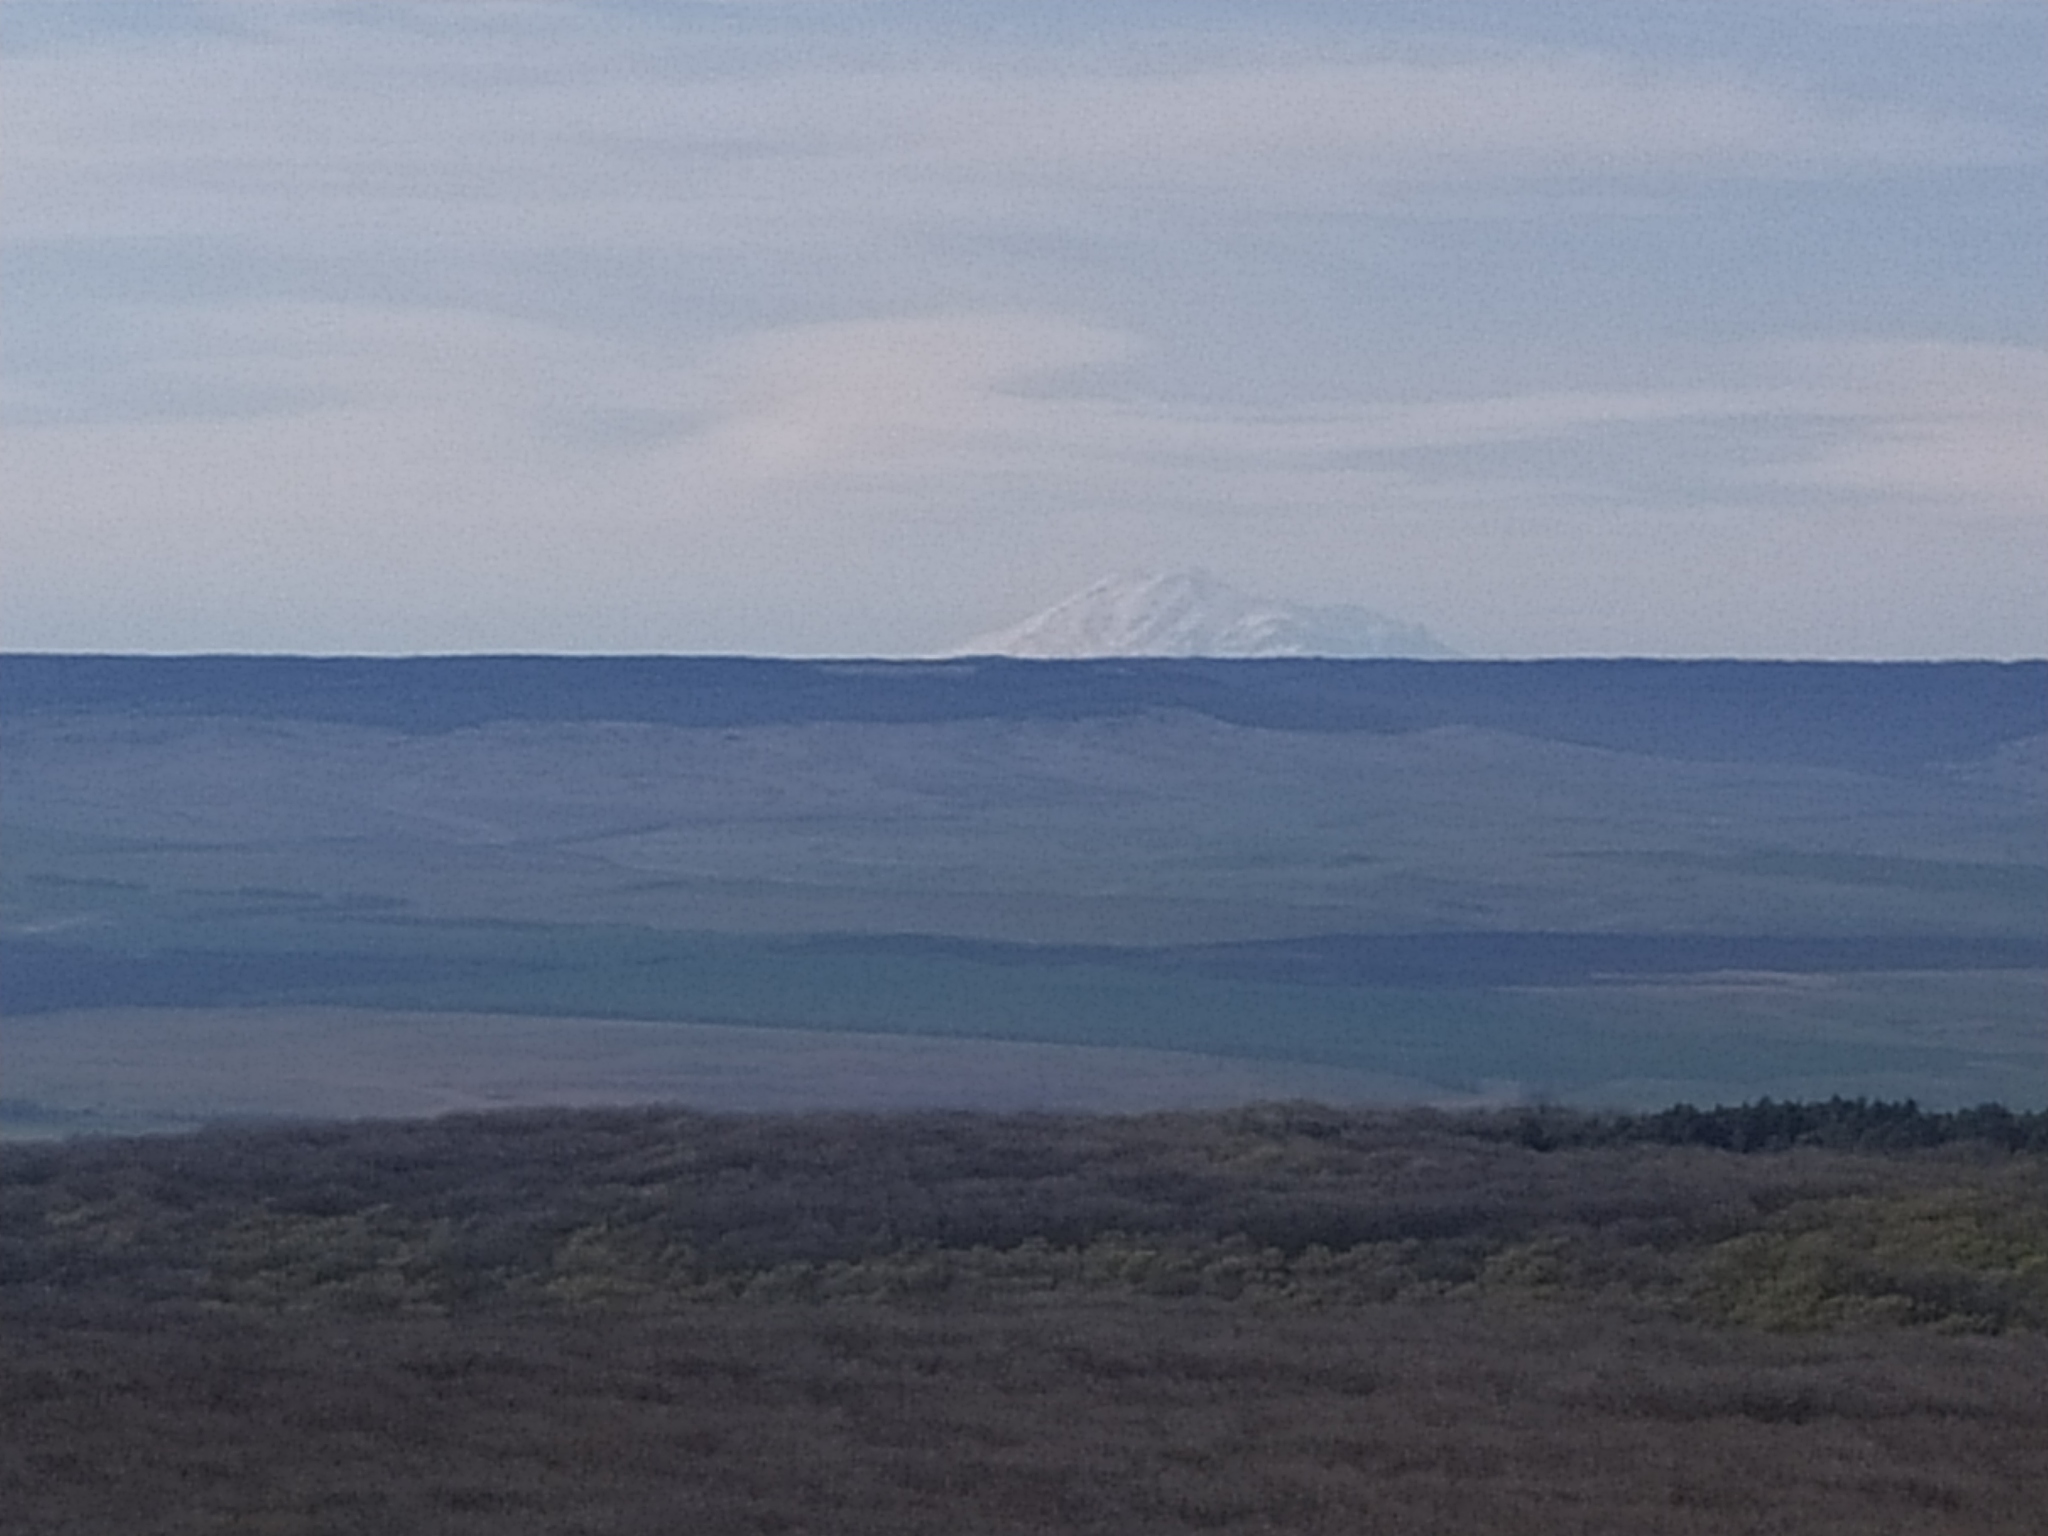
[{"x1": 1489, "y1": 1096, "x2": 2048, "y2": 1154}]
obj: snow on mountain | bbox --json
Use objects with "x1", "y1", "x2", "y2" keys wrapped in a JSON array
[{"x1": 946, "y1": 572, "x2": 1458, "y2": 659}]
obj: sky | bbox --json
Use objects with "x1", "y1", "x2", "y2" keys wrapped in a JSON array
[{"x1": 2, "y1": 1, "x2": 2043, "y2": 658}]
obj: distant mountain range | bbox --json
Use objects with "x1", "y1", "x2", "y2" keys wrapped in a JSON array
[{"x1": 947, "y1": 572, "x2": 1458, "y2": 659}]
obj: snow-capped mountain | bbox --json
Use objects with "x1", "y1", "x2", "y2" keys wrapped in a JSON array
[{"x1": 946, "y1": 572, "x2": 1457, "y2": 659}]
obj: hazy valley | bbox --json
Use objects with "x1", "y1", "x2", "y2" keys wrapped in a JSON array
[{"x1": 4, "y1": 656, "x2": 2041, "y2": 1133}]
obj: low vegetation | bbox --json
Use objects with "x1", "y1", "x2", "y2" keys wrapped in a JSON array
[
  {"x1": 6, "y1": 1100, "x2": 2046, "y2": 1533},
  {"x1": 8, "y1": 1098, "x2": 2044, "y2": 1326}
]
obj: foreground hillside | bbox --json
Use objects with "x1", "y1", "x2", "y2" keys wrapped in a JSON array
[{"x1": 5, "y1": 1103, "x2": 2046, "y2": 1533}]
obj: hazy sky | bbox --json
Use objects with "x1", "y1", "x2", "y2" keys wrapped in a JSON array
[{"x1": 3, "y1": 1, "x2": 2043, "y2": 657}]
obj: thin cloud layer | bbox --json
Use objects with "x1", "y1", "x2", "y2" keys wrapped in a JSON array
[{"x1": 4, "y1": 16, "x2": 2020, "y2": 247}]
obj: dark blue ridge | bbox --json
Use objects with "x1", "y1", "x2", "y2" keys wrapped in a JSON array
[
  {"x1": 1147, "y1": 931, "x2": 2048, "y2": 986},
  {"x1": 795, "y1": 930, "x2": 2048, "y2": 985},
  {"x1": 0, "y1": 947, "x2": 508, "y2": 1016},
  {"x1": 4, "y1": 654, "x2": 2043, "y2": 771},
  {"x1": 5, "y1": 930, "x2": 2040, "y2": 1019}
]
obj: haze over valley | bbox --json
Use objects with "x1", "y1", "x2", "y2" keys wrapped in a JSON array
[{"x1": 5, "y1": 655, "x2": 2041, "y2": 1136}]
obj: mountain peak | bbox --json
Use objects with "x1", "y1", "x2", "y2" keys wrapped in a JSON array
[{"x1": 946, "y1": 572, "x2": 1457, "y2": 659}]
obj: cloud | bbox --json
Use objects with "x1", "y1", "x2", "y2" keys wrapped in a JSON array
[
  {"x1": 0, "y1": 303, "x2": 626, "y2": 644},
  {"x1": 9, "y1": 301, "x2": 2039, "y2": 571},
  {"x1": 3, "y1": 12, "x2": 2024, "y2": 250},
  {"x1": 670, "y1": 314, "x2": 1134, "y2": 481},
  {"x1": 637, "y1": 318, "x2": 2046, "y2": 526},
  {"x1": 1751, "y1": 342, "x2": 2048, "y2": 514},
  {"x1": 889, "y1": 57, "x2": 2012, "y2": 186}
]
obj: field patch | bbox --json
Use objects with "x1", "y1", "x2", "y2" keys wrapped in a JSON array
[{"x1": 0, "y1": 1007, "x2": 1490, "y2": 1138}]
